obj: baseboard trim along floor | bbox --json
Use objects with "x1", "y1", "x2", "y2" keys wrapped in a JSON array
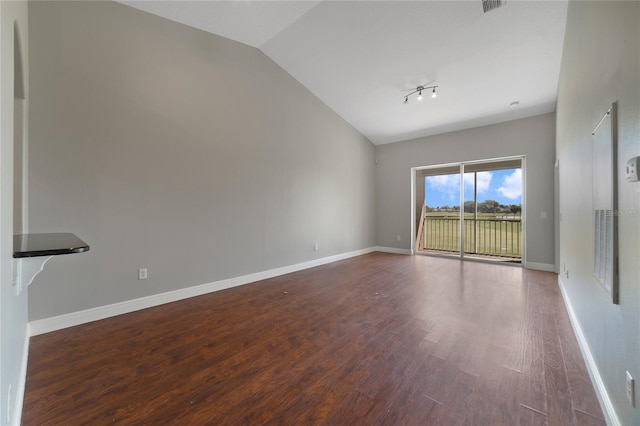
[
  {"x1": 557, "y1": 276, "x2": 620, "y2": 426},
  {"x1": 29, "y1": 247, "x2": 381, "y2": 336},
  {"x1": 30, "y1": 248, "x2": 555, "y2": 336}
]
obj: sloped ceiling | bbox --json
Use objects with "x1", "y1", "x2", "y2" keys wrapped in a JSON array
[{"x1": 120, "y1": 1, "x2": 568, "y2": 145}]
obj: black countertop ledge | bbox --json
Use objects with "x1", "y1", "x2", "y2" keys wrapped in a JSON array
[{"x1": 13, "y1": 233, "x2": 90, "y2": 258}]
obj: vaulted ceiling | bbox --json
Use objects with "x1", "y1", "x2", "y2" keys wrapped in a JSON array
[{"x1": 120, "y1": 1, "x2": 568, "y2": 145}]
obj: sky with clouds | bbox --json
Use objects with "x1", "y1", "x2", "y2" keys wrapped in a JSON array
[{"x1": 425, "y1": 169, "x2": 522, "y2": 207}]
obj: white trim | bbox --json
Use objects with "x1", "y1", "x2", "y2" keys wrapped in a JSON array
[
  {"x1": 521, "y1": 156, "x2": 527, "y2": 266},
  {"x1": 29, "y1": 248, "x2": 376, "y2": 336},
  {"x1": 12, "y1": 323, "x2": 29, "y2": 426},
  {"x1": 373, "y1": 246, "x2": 412, "y2": 255},
  {"x1": 525, "y1": 262, "x2": 556, "y2": 272},
  {"x1": 459, "y1": 163, "x2": 465, "y2": 258},
  {"x1": 411, "y1": 155, "x2": 527, "y2": 261},
  {"x1": 557, "y1": 276, "x2": 619, "y2": 426},
  {"x1": 411, "y1": 168, "x2": 416, "y2": 255}
]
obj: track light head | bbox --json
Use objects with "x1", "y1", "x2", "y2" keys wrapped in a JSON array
[
  {"x1": 432, "y1": 87, "x2": 437, "y2": 98},
  {"x1": 417, "y1": 91, "x2": 423, "y2": 101}
]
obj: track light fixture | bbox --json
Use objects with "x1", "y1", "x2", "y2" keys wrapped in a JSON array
[{"x1": 403, "y1": 85, "x2": 438, "y2": 104}]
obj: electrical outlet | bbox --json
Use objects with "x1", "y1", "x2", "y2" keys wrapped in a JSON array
[
  {"x1": 626, "y1": 157, "x2": 640, "y2": 182},
  {"x1": 314, "y1": 243, "x2": 319, "y2": 251},
  {"x1": 138, "y1": 268, "x2": 148, "y2": 280},
  {"x1": 627, "y1": 371, "x2": 635, "y2": 407},
  {"x1": 541, "y1": 211, "x2": 547, "y2": 219},
  {"x1": 396, "y1": 235, "x2": 401, "y2": 241}
]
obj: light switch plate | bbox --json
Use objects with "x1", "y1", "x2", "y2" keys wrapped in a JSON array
[{"x1": 627, "y1": 370, "x2": 635, "y2": 407}]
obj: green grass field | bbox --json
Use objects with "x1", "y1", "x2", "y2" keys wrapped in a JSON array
[{"x1": 421, "y1": 212, "x2": 522, "y2": 257}]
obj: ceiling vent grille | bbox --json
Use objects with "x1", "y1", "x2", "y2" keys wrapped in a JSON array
[{"x1": 482, "y1": 0, "x2": 505, "y2": 13}]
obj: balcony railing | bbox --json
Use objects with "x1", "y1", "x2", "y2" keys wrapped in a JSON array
[{"x1": 418, "y1": 215, "x2": 522, "y2": 258}]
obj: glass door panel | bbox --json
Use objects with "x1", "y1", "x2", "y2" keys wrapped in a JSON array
[
  {"x1": 418, "y1": 167, "x2": 461, "y2": 255},
  {"x1": 462, "y1": 161, "x2": 522, "y2": 263}
]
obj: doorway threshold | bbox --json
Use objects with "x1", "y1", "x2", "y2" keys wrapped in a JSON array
[{"x1": 415, "y1": 250, "x2": 522, "y2": 267}]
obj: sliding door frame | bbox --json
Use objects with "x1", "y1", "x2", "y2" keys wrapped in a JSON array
[{"x1": 410, "y1": 155, "x2": 527, "y2": 266}]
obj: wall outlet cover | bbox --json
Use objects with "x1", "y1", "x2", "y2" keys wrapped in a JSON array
[
  {"x1": 626, "y1": 157, "x2": 640, "y2": 182},
  {"x1": 138, "y1": 268, "x2": 148, "y2": 280}
]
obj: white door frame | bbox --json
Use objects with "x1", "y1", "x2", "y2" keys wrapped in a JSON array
[{"x1": 410, "y1": 155, "x2": 527, "y2": 266}]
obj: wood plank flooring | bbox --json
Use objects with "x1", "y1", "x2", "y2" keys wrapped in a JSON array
[{"x1": 22, "y1": 253, "x2": 605, "y2": 425}]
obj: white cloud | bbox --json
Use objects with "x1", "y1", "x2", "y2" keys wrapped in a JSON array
[
  {"x1": 427, "y1": 174, "x2": 459, "y2": 190},
  {"x1": 498, "y1": 169, "x2": 522, "y2": 200},
  {"x1": 426, "y1": 171, "x2": 494, "y2": 204},
  {"x1": 464, "y1": 171, "x2": 492, "y2": 193},
  {"x1": 426, "y1": 174, "x2": 460, "y2": 202}
]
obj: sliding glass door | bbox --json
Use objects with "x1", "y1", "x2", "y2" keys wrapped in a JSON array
[{"x1": 414, "y1": 157, "x2": 523, "y2": 264}]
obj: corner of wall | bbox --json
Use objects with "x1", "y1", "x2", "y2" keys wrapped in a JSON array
[{"x1": 0, "y1": 2, "x2": 30, "y2": 425}]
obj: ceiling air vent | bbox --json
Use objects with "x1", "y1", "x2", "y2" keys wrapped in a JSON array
[{"x1": 482, "y1": 0, "x2": 505, "y2": 13}]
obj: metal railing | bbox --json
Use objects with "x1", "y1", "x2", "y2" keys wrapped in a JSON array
[{"x1": 421, "y1": 216, "x2": 522, "y2": 258}]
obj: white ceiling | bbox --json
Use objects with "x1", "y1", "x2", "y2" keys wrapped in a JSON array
[{"x1": 120, "y1": 1, "x2": 568, "y2": 145}]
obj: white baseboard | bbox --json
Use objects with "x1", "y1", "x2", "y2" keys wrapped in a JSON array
[
  {"x1": 557, "y1": 276, "x2": 619, "y2": 426},
  {"x1": 525, "y1": 262, "x2": 556, "y2": 272},
  {"x1": 12, "y1": 323, "x2": 29, "y2": 426},
  {"x1": 373, "y1": 246, "x2": 412, "y2": 255},
  {"x1": 29, "y1": 247, "x2": 377, "y2": 336}
]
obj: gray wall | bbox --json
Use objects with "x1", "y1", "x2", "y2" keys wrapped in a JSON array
[
  {"x1": 375, "y1": 113, "x2": 556, "y2": 267},
  {"x1": 556, "y1": 1, "x2": 639, "y2": 424},
  {"x1": 28, "y1": 1, "x2": 375, "y2": 321},
  {"x1": 0, "y1": 1, "x2": 29, "y2": 425}
]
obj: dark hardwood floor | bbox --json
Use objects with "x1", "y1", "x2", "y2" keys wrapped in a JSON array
[{"x1": 23, "y1": 253, "x2": 605, "y2": 425}]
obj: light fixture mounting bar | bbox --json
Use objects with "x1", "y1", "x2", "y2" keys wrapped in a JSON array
[{"x1": 403, "y1": 85, "x2": 438, "y2": 104}]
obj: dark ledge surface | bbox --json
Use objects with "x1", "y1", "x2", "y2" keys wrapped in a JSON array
[{"x1": 13, "y1": 233, "x2": 90, "y2": 258}]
